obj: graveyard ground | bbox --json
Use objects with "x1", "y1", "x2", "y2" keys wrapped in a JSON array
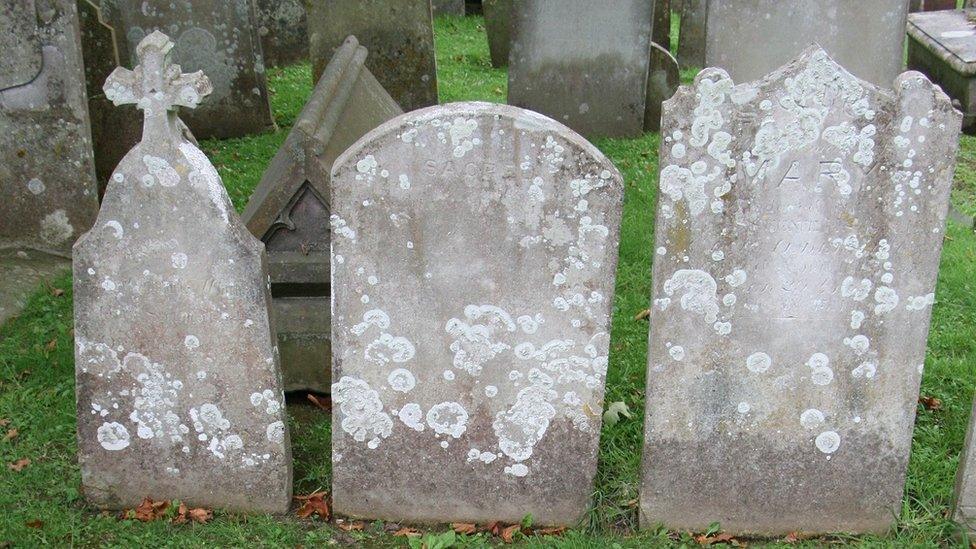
[{"x1": 2, "y1": 14, "x2": 976, "y2": 549}]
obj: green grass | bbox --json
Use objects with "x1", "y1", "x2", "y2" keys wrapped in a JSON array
[{"x1": 2, "y1": 14, "x2": 976, "y2": 548}]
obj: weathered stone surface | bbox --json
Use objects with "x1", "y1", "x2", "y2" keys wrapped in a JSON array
[
  {"x1": 307, "y1": 0, "x2": 437, "y2": 112},
  {"x1": 508, "y1": 0, "x2": 654, "y2": 138},
  {"x1": 330, "y1": 102, "x2": 623, "y2": 525},
  {"x1": 1, "y1": 0, "x2": 99, "y2": 256},
  {"x1": 74, "y1": 32, "x2": 291, "y2": 513},
  {"x1": 256, "y1": 0, "x2": 308, "y2": 67},
  {"x1": 644, "y1": 42, "x2": 680, "y2": 131},
  {"x1": 908, "y1": 9, "x2": 976, "y2": 132},
  {"x1": 639, "y1": 47, "x2": 961, "y2": 535},
  {"x1": 433, "y1": 0, "x2": 465, "y2": 17},
  {"x1": 677, "y1": 0, "x2": 706, "y2": 68},
  {"x1": 0, "y1": 249, "x2": 70, "y2": 326},
  {"x1": 653, "y1": 0, "x2": 671, "y2": 52},
  {"x1": 483, "y1": 0, "x2": 512, "y2": 68},
  {"x1": 243, "y1": 36, "x2": 402, "y2": 393},
  {"x1": 704, "y1": 0, "x2": 909, "y2": 89},
  {"x1": 97, "y1": 0, "x2": 276, "y2": 139},
  {"x1": 954, "y1": 396, "x2": 976, "y2": 535}
]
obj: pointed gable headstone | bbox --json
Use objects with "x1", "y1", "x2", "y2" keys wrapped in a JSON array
[
  {"x1": 330, "y1": 102, "x2": 624, "y2": 525},
  {"x1": 73, "y1": 31, "x2": 291, "y2": 513},
  {"x1": 242, "y1": 36, "x2": 402, "y2": 393},
  {"x1": 640, "y1": 47, "x2": 961, "y2": 535}
]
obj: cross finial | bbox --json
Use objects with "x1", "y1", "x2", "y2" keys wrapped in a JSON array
[{"x1": 103, "y1": 31, "x2": 212, "y2": 140}]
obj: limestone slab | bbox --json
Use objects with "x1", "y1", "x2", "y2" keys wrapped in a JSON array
[
  {"x1": 256, "y1": 0, "x2": 308, "y2": 67},
  {"x1": 640, "y1": 47, "x2": 961, "y2": 535},
  {"x1": 704, "y1": 0, "x2": 909, "y2": 89},
  {"x1": 508, "y1": 0, "x2": 654, "y2": 138},
  {"x1": 307, "y1": 0, "x2": 437, "y2": 112},
  {"x1": 74, "y1": 31, "x2": 291, "y2": 513},
  {"x1": 0, "y1": 0, "x2": 99, "y2": 256},
  {"x1": 243, "y1": 36, "x2": 402, "y2": 392},
  {"x1": 97, "y1": 0, "x2": 276, "y2": 139},
  {"x1": 908, "y1": 9, "x2": 976, "y2": 132},
  {"x1": 330, "y1": 102, "x2": 623, "y2": 526},
  {"x1": 483, "y1": 0, "x2": 512, "y2": 68}
]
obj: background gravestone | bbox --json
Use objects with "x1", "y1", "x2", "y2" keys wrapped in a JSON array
[
  {"x1": 74, "y1": 31, "x2": 291, "y2": 513},
  {"x1": 97, "y1": 0, "x2": 276, "y2": 139},
  {"x1": 954, "y1": 396, "x2": 976, "y2": 536},
  {"x1": 0, "y1": 0, "x2": 99, "y2": 257},
  {"x1": 255, "y1": 0, "x2": 308, "y2": 67},
  {"x1": 653, "y1": 0, "x2": 670, "y2": 52},
  {"x1": 433, "y1": 0, "x2": 465, "y2": 16},
  {"x1": 908, "y1": 9, "x2": 976, "y2": 133},
  {"x1": 307, "y1": 0, "x2": 437, "y2": 112},
  {"x1": 243, "y1": 36, "x2": 402, "y2": 393},
  {"x1": 331, "y1": 102, "x2": 623, "y2": 525},
  {"x1": 910, "y1": 0, "x2": 958, "y2": 11},
  {"x1": 508, "y1": 0, "x2": 654, "y2": 138},
  {"x1": 677, "y1": 0, "x2": 706, "y2": 68},
  {"x1": 704, "y1": 0, "x2": 909, "y2": 89},
  {"x1": 483, "y1": 0, "x2": 512, "y2": 68},
  {"x1": 644, "y1": 43, "x2": 679, "y2": 131},
  {"x1": 640, "y1": 47, "x2": 960, "y2": 535}
]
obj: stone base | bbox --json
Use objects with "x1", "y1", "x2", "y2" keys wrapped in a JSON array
[
  {"x1": 908, "y1": 35, "x2": 976, "y2": 133},
  {"x1": 0, "y1": 249, "x2": 70, "y2": 326}
]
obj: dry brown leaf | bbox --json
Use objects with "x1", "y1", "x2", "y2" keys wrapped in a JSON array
[
  {"x1": 46, "y1": 339, "x2": 57, "y2": 351},
  {"x1": 336, "y1": 520, "x2": 364, "y2": 531},
  {"x1": 695, "y1": 532, "x2": 736, "y2": 546},
  {"x1": 24, "y1": 519, "x2": 43, "y2": 529},
  {"x1": 624, "y1": 498, "x2": 639, "y2": 508},
  {"x1": 919, "y1": 395, "x2": 942, "y2": 411},
  {"x1": 452, "y1": 522, "x2": 477, "y2": 534},
  {"x1": 51, "y1": 288, "x2": 64, "y2": 297},
  {"x1": 172, "y1": 503, "x2": 212, "y2": 524},
  {"x1": 634, "y1": 308, "x2": 651, "y2": 321},
  {"x1": 393, "y1": 527, "x2": 422, "y2": 537},
  {"x1": 499, "y1": 524, "x2": 521, "y2": 543},
  {"x1": 533, "y1": 526, "x2": 566, "y2": 536},
  {"x1": 0, "y1": 419, "x2": 9, "y2": 427},
  {"x1": 306, "y1": 394, "x2": 332, "y2": 412},
  {"x1": 294, "y1": 492, "x2": 330, "y2": 521},
  {"x1": 3, "y1": 428, "x2": 18, "y2": 442},
  {"x1": 482, "y1": 520, "x2": 501, "y2": 534},
  {"x1": 130, "y1": 497, "x2": 170, "y2": 522},
  {"x1": 8, "y1": 458, "x2": 30, "y2": 471}
]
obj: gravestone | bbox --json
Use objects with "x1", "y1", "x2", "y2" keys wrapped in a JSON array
[
  {"x1": 0, "y1": 0, "x2": 99, "y2": 256},
  {"x1": 256, "y1": 0, "x2": 308, "y2": 67},
  {"x1": 653, "y1": 0, "x2": 671, "y2": 52},
  {"x1": 704, "y1": 0, "x2": 909, "y2": 88},
  {"x1": 73, "y1": 31, "x2": 291, "y2": 513},
  {"x1": 307, "y1": 0, "x2": 438, "y2": 112},
  {"x1": 954, "y1": 396, "x2": 976, "y2": 536},
  {"x1": 433, "y1": 0, "x2": 465, "y2": 16},
  {"x1": 0, "y1": 250, "x2": 70, "y2": 326},
  {"x1": 677, "y1": 0, "x2": 706, "y2": 69},
  {"x1": 97, "y1": 0, "x2": 276, "y2": 139},
  {"x1": 640, "y1": 47, "x2": 961, "y2": 535},
  {"x1": 910, "y1": 0, "x2": 957, "y2": 11},
  {"x1": 644, "y1": 43, "x2": 680, "y2": 131},
  {"x1": 908, "y1": 9, "x2": 976, "y2": 133},
  {"x1": 243, "y1": 36, "x2": 402, "y2": 393},
  {"x1": 483, "y1": 0, "x2": 512, "y2": 68},
  {"x1": 331, "y1": 102, "x2": 624, "y2": 525},
  {"x1": 508, "y1": 0, "x2": 654, "y2": 138}
]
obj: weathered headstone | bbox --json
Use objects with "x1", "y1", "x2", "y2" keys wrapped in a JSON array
[
  {"x1": 677, "y1": 0, "x2": 706, "y2": 69},
  {"x1": 0, "y1": 249, "x2": 70, "y2": 326},
  {"x1": 433, "y1": 0, "x2": 465, "y2": 17},
  {"x1": 644, "y1": 43, "x2": 680, "y2": 131},
  {"x1": 704, "y1": 0, "x2": 909, "y2": 89},
  {"x1": 331, "y1": 102, "x2": 624, "y2": 525},
  {"x1": 307, "y1": 0, "x2": 437, "y2": 112},
  {"x1": 908, "y1": 9, "x2": 976, "y2": 133},
  {"x1": 954, "y1": 396, "x2": 976, "y2": 536},
  {"x1": 243, "y1": 36, "x2": 402, "y2": 393},
  {"x1": 97, "y1": 0, "x2": 276, "y2": 139},
  {"x1": 256, "y1": 0, "x2": 308, "y2": 67},
  {"x1": 640, "y1": 47, "x2": 960, "y2": 535},
  {"x1": 73, "y1": 31, "x2": 291, "y2": 513},
  {"x1": 653, "y1": 0, "x2": 671, "y2": 52},
  {"x1": 910, "y1": 0, "x2": 958, "y2": 11},
  {"x1": 483, "y1": 0, "x2": 512, "y2": 68},
  {"x1": 508, "y1": 0, "x2": 654, "y2": 138},
  {"x1": 1, "y1": 0, "x2": 99, "y2": 256}
]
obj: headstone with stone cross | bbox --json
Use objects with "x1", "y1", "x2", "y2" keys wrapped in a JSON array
[
  {"x1": 307, "y1": 0, "x2": 438, "y2": 112},
  {"x1": 242, "y1": 35, "x2": 402, "y2": 393},
  {"x1": 644, "y1": 43, "x2": 680, "y2": 131},
  {"x1": 96, "y1": 0, "x2": 276, "y2": 139},
  {"x1": 432, "y1": 0, "x2": 465, "y2": 16},
  {"x1": 954, "y1": 396, "x2": 976, "y2": 536},
  {"x1": 704, "y1": 0, "x2": 909, "y2": 89},
  {"x1": 908, "y1": 9, "x2": 976, "y2": 133},
  {"x1": 73, "y1": 31, "x2": 292, "y2": 513},
  {"x1": 255, "y1": 0, "x2": 308, "y2": 67},
  {"x1": 639, "y1": 47, "x2": 961, "y2": 535},
  {"x1": 508, "y1": 0, "x2": 654, "y2": 138},
  {"x1": 330, "y1": 102, "x2": 624, "y2": 525},
  {"x1": 483, "y1": 0, "x2": 512, "y2": 68},
  {"x1": 677, "y1": 0, "x2": 706, "y2": 69}
]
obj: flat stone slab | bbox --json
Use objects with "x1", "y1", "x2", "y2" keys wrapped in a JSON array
[
  {"x1": 0, "y1": 249, "x2": 70, "y2": 327},
  {"x1": 704, "y1": 0, "x2": 909, "y2": 88},
  {"x1": 640, "y1": 47, "x2": 961, "y2": 535},
  {"x1": 508, "y1": 0, "x2": 654, "y2": 138},
  {"x1": 908, "y1": 9, "x2": 976, "y2": 75},
  {"x1": 308, "y1": 0, "x2": 438, "y2": 112},
  {"x1": 74, "y1": 32, "x2": 291, "y2": 513},
  {"x1": 330, "y1": 102, "x2": 624, "y2": 526}
]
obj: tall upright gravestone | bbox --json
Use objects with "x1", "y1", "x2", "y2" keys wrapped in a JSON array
[
  {"x1": 676, "y1": 0, "x2": 706, "y2": 69},
  {"x1": 74, "y1": 31, "x2": 291, "y2": 513},
  {"x1": 482, "y1": 0, "x2": 512, "y2": 68},
  {"x1": 97, "y1": 0, "x2": 276, "y2": 139},
  {"x1": 331, "y1": 102, "x2": 624, "y2": 525},
  {"x1": 307, "y1": 0, "x2": 438, "y2": 112},
  {"x1": 508, "y1": 0, "x2": 654, "y2": 138},
  {"x1": 640, "y1": 47, "x2": 961, "y2": 535},
  {"x1": 255, "y1": 0, "x2": 308, "y2": 67},
  {"x1": 243, "y1": 36, "x2": 402, "y2": 393}
]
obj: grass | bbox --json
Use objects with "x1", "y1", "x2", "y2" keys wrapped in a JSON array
[{"x1": 2, "y1": 13, "x2": 976, "y2": 548}]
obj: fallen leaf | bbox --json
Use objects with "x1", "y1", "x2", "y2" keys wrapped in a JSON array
[
  {"x1": 533, "y1": 526, "x2": 566, "y2": 536},
  {"x1": 336, "y1": 520, "x2": 364, "y2": 531},
  {"x1": 3, "y1": 428, "x2": 17, "y2": 441},
  {"x1": 695, "y1": 532, "x2": 736, "y2": 545},
  {"x1": 0, "y1": 419, "x2": 9, "y2": 427},
  {"x1": 306, "y1": 394, "x2": 332, "y2": 412},
  {"x1": 783, "y1": 532, "x2": 801, "y2": 544},
  {"x1": 393, "y1": 527, "x2": 422, "y2": 537},
  {"x1": 8, "y1": 458, "x2": 30, "y2": 471},
  {"x1": 295, "y1": 491, "x2": 330, "y2": 521},
  {"x1": 634, "y1": 308, "x2": 651, "y2": 321},
  {"x1": 51, "y1": 288, "x2": 64, "y2": 297},
  {"x1": 919, "y1": 395, "x2": 942, "y2": 411},
  {"x1": 500, "y1": 524, "x2": 521, "y2": 543},
  {"x1": 129, "y1": 498, "x2": 170, "y2": 522},
  {"x1": 452, "y1": 522, "x2": 476, "y2": 534},
  {"x1": 624, "y1": 498, "x2": 639, "y2": 508},
  {"x1": 24, "y1": 519, "x2": 43, "y2": 529},
  {"x1": 603, "y1": 401, "x2": 632, "y2": 427},
  {"x1": 172, "y1": 502, "x2": 212, "y2": 524},
  {"x1": 46, "y1": 339, "x2": 57, "y2": 351}
]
